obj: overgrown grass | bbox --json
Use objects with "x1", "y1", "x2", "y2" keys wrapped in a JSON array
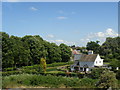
[{"x1": 2, "y1": 74, "x2": 97, "y2": 88}]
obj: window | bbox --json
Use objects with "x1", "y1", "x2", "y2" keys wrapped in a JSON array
[
  {"x1": 99, "y1": 61, "x2": 101, "y2": 63},
  {"x1": 96, "y1": 61, "x2": 97, "y2": 64}
]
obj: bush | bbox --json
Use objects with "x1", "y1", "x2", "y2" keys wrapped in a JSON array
[
  {"x1": 2, "y1": 69, "x2": 39, "y2": 76},
  {"x1": 77, "y1": 73, "x2": 84, "y2": 78},
  {"x1": 2, "y1": 71, "x2": 22, "y2": 76},
  {"x1": 80, "y1": 78, "x2": 96, "y2": 87},
  {"x1": 3, "y1": 67, "x2": 17, "y2": 71},
  {"x1": 116, "y1": 70, "x2": 120, "y2": 80},
  {"x1": 97, "y1": 70, "x2": 118, "y2": 88},
  {"x1": 46, "y1": 68, "x2": 57, "y2": 72},
  {"x1": 22, "y1": 65, "x2": 39, "y2": 70},
  {"x1": 90, "y1": 68, "x2": 106, "y2": 79},
  {"x1": 47, "y1": 61, "x2": 73, "y2": 67}
]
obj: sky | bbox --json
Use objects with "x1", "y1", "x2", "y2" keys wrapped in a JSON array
[
  {"x1": 2, "y1": 0, "x2": 120, "y2": 2},
  {"x1": 2, "y1": 2, "x2": 118, "y2": 46}
]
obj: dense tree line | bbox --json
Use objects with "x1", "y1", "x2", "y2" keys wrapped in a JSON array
[
  {"x1": 86, "y1": 37, "x2": 120, "y2": 70},
  {"x1": 99, "y1": 37, "x2": 120, "y2": 60},
  {"x1": 86, "y1": 37, "x2": 120, "y2": 60},
  {"x1": 2, "y1": 32, "x2": 71, "y2": 68},
  {"x1": 2, "y1": 31, "x2": 120, "y2": 69}
]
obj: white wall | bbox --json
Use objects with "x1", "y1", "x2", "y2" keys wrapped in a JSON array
[{"x1": 94, "y1": 54, "x2": 103, "y2": 66}]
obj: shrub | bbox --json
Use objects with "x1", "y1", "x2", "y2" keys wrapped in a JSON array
[
  {"x1": 46, "y1": 68, "x2": 57, "y2": 72},
  {"x1": 97, "y1": 70, "x2": 118, "y2": 88},
  {"x1": 3, "y1": 67, "x2": 17, "y2": 71},
  {"x1": 40, "y1": 58, "x2": 47, "y2": 73},
  {"x1": 2, "y1": 71, "x2": 22, "y2": 76},
  {"x1": 77, "y1": 73, "x2": 84, "y2": 78},
  {"x1": 47, "y1": 61, "x2": 73, "y2": 67},
  {"x1": 90, "y1": 68, "x2": 106, "y2": 79},
  {"x1": 80, "y1": 78, "x2": 96, "y2": 87},
  {"x1": 116, "y1": 70, "x2": 120, "y2": 80}
]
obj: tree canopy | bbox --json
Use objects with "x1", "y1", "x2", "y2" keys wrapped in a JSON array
[
  {"x1": 86, "y1": 41, "x2": 100, "y2": 53},
  {"x1": 2, "y1": 32, "x2": 71, "y2": 68}
]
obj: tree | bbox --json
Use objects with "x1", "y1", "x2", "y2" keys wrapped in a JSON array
[
  {"x1": 97, "y1": 69, "x2": 118, "y2": 88},
  {"x1": 60, "y1": 43, "x2": 71, "y2": 62},
  {"x1": 2, "y1": 32, "x2": 14, "y2": 68},
  {"x1": 21, "y1": 35, "x2": 46, "y2": 65},
  {"x1": 99, "y1": 37, "x2": 120, "y2": 61},
  {"x1": 46, "y1": 43, "x2": 62, "y2": 64},
  {"x1": 2, "y1": 32, "x2": 73, "y2": 69},
  {"x1": 109, "y1": 59, "x2": 120, "y2": 71},
  {"x1": 40, "y1": 58, "x2": 46, "y2": 73},
  {"x1": 116, "y1": 70, "x2": 120, "y2": 80},
  {"x1": 86, "y1": 41, "x2": 100, "y2": 53},
  {"x1": 90, "y1": 68, "x2": 105, "y2": 79},
  {"x1": 10, "y1": 35, "x2": 30, "y2": 67}
]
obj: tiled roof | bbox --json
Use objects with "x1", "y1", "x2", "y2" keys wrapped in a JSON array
[
  {"x1": 74, "y1": 54, "x2": 82, "y2": 60},
  {"x1": 72, "y1": 50, "x2": 80, "y2": 54},
  {"x1": 80, "y1": 54, "x2": 98, "y2": 62}
]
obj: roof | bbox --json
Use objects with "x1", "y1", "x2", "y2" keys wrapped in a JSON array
[
  {"x1": 74, "y1": 54, "x2": 82, "y2": 60},
  {"x1": 72, "y1": 50, "x2": 80, "y2": 54},
  {"x1": 80, "y1": 54, "x2": 98, "y2": 62}
]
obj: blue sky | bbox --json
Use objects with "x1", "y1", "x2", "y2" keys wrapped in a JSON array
[{"x1": 2, "y1": 2, "x2": 118, "y2": 46}]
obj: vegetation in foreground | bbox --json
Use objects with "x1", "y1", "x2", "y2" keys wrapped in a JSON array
[
  {"x1": 2, "y1": 74, "x2": 97, "y2": 88},
  {"x1": 2, "y1": 68, "x2": 119, "y2": 88}
]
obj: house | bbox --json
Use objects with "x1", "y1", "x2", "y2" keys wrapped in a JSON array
[
  {"x1": 72, "y1": 49, "x2": 80, "y2": 55},
  {"x1": 70, "y1": 50, "x2": 104, "y2": 72},
  {"x1": 70, "y1": 49, "x2": 80, "y2": 61}
]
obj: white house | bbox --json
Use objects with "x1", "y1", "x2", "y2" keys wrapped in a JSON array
[{"x1": 70, "y1": 51, "x2": 104, "y2": 72}]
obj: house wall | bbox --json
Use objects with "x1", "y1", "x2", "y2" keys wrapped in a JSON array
[
  {"x1": 94, "y1": 54, "x2": 103, "y2": 66},
  {"x1": 79, "y1": 61, "x2": 94, "y2": 67}
]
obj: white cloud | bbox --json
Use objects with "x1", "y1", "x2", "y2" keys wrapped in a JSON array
[
  {"x1": 30, "y1": 6, "x2": 38, "y2": 11},
  {"x1": 96, "y1": 28, "x2": 118, "y2": 38},
  {"x1": 87, "y1": 28, "x2": 118, "y2": 39},
  {"x1": 96, "y1": 32, "x2": 105, "y2": 37},
  {"x1": 57, "y1": 16, "x2": 68, "y2": 20},
  {"x1": 47, "y1": 34, "x2": 54, "y2": 38},
  {"x1": 79, "y1": 28, "x2": 118, "y2": 46},
  {"x1": 55, "y1": 40, "x2": 64, "y2": 43},
  {"x1": 46, "y1": 39, "x2": 75, "y2": 46},
  {"x1": 105, "y1": 28, "x2": 118, "y2": 37}
]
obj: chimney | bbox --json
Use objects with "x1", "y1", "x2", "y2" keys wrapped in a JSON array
[{"x1": 88, "y1": 50, "x2": 93, "y2": 55}]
